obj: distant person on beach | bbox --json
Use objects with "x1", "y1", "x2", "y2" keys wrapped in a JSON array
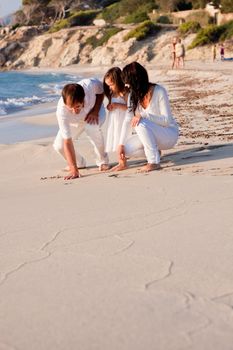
[
  {"x1": 212, "y1": 44, "x2": 217, "y2": 61},
  {"x1": 175, "y1": 38, "x2": 185, "y2": 68},
  {"x1": 114, "y1": 62, "x2": 179, "y2": 172},
  {"x1": 103, "y1": 67, "x2": 132, "y2": 170},
  {"x1": 171, "y1": 37, "x2": 177, "y2": 69},
  {"x1": 53, "y1": 79, "x2": 109, "y2": 179},
  {"x1": 220, "y1": 44, "x2": 225, "y2": 61}
]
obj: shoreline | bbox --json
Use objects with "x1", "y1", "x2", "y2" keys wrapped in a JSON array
[
  {"x1": 0, "y1": 66, "x2": 102, "y2": 144},
  {"x1": 0, "y1": 102, "x2": 57, "y2": 144}
]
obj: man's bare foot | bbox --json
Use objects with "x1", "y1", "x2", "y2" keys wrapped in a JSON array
[
  {"x1": 138, "y1": 163, "x2": 161, "y2": 172},
  {"x1": 99, "y1": 164, "x2": 110, "y2": 171},
  {"x1": 110, "y1": 163, "x2": 128, "y2": 172}
]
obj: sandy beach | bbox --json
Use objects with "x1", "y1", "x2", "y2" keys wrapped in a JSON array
[{"x1": 1, "y1": 61, "x2": 233, "y2": 350}]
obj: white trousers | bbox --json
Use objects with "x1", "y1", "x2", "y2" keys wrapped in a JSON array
[
  {"x1": 124, "y1": 118, "x2": 179, "y2": 164},
  {"x1": 53, "y1": 105, "x2": 108, "y2": 167}
]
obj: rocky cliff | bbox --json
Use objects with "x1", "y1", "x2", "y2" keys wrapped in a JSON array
[{"x1": 0, "y1": 25, "x2": 224, "y2": 70}]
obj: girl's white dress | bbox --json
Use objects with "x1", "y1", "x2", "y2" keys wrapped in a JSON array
[{"x1": 105, "y1": 96, "x2": 130, "y2": 152}]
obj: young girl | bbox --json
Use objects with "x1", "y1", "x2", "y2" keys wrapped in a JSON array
[
  {"x1": 117, "y1": 61, "x2": 179, "y2": 172},
  {"x1": 103, "y1": 67, "x2": 131, "y2": 169}
]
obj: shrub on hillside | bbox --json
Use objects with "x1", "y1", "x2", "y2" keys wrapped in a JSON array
[
  {"x1": 100, "y1": 0, "x2": 156, "y2": 24},
  {"x1": 124, "y1": 11, "x2": 149, "y2": 24},
  {"x1": 49, "y1": 19, "x2": 69, "y2": 33},
  {"x1": 86, "y1": 27, "x2": 122, "y2": 48},
  {"x1": 189, "y1": 25, "x2": 224, "y2": 48},
  {"x1": 189, "y1": 21, "x2": 233, "y2": 48},
  {"x1": 178, "y1": 21, "x2": 201, "y2": 36},
  {"x1": 119, "y1": 0, "x2": 156, "y2": 16},
  {"x1": 156, "y1": 15, "x2": 172, "y2": 24},
  {"x1": 68, "y1": 10, "x2": 100, "y2": 26},
  {"x1": 11, "y1": 23, "x2": 21, "y2": 30},
  {"x1": 124, "y1": 20, "x2": 161, "y2": 41},
  {"x1": 100, "y1": 3, "x2": 121, "y2": 23},
  {"x1": 219, "y1": 20, "x2": 233, "y2": 40},
  {"x1": 49, "y1": 10, "x2": 99, "y2": 32}
]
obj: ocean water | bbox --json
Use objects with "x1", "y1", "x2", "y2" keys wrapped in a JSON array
[{"x1": 0, "y1": 71, "x2": 81, "y2": 116}]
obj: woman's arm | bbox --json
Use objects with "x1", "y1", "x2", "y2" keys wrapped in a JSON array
[
  {"x1": 145, "y1": 86, "x2": 173, "y2": 127},
  {"x1": 118, "y1": 109, "x2": 133, "y2": 145}
]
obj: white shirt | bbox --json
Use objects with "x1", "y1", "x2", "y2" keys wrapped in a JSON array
[
  {"x1": 56, "y1": 78, "x2": 104, "y2": 139},
  {"x1": 119, "y1": 84, "x2": 178, "y2": 145}
]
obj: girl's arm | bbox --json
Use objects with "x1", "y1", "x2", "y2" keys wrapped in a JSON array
[{"x1": 108, "y1": 102, "x2": 127, "y2": 111}]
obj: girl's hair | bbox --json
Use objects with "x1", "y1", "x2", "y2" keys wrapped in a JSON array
[
  {"x1": 62, "y1": 83, "x2": 85, "y2": 106},
  {"x1": 122, "y1": 62, "x2": 150, "y2": 113},
  {"x1": 103, "y1": 67, "x2": 125, "y2": 102}
]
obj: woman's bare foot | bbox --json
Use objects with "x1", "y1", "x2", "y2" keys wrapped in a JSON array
[
  {"x1": 110, "y1": 163, "x2": 128, "y2": 172},
  {"x1": 99, "y1": 164, "x2": 110, "y2": 171},
  {"x1": 138, "y1": 163, "x2": 161, "y2": 172},
  {"x1": 62, "y1": 165, "x2": 86, "y2": 172},
  {"x1": 110, "y1": 158, "x2": 128, "y2": 172}
]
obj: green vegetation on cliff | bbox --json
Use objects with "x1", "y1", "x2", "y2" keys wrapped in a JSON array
[
  {"x1": 13, "y1": 0, "x2": 233, "y2": 29},
  {"x1": 49, "y1": 10, "x2": 100, "y2": 32},
  {"x1": 189, "y1": 20, "x2": 233, "y2": 48},
  {"x1": 86, "y1": 27, "x2": 122, "y2": 47},
  {"x1": 124, "y1": 20, "x2": 161, "y2": 41},
  {"x1": 178, "y1": 21, "x2": 201, "y2": 36}
]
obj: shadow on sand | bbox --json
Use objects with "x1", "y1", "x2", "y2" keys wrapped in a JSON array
[{"x1": 162, "y1": 143, "x2": 233, "y2": 168}]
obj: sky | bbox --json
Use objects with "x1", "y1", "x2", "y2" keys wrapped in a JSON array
[{"x1": 0, "y1": 0, "x2": 22, "y2": 17}]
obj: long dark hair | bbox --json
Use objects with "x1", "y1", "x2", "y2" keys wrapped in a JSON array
[
  {"x1": 122, "y1": 62, "x2": 150, "y2": 113},
  {"x1": 103, "y1": 67, "x2": 125, "y2": 103}
]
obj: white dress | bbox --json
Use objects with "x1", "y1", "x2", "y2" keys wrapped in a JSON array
[{"x1": 105, "y1": 96, "x2": 129, "y2": 152}]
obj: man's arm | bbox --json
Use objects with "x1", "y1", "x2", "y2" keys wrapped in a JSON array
[
  {"x1": 85, "y1": 93, "x2": 104, "y2": 124},
  {"x1": 63, "y1": 138, "x2": 80, "y2": 179}
]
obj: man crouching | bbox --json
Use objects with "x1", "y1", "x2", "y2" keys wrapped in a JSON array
[{"x1": 53, "y1": 79, "x2": 109, "y2": 180}]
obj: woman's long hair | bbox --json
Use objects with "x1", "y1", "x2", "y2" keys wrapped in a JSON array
[
  {"x1": 103, "y1": 67, "x2": 125, "y2": 103},
  {"x1": 122, "y1": 62, "x2": 150, "y2": 113}
]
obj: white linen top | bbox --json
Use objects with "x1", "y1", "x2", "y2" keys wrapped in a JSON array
[
  {"x1": 56, "y1": 78, "x2": 104, "y2": 139},
  {"x1": 119, "y1": 84, "x2": 178, "y2": 145}
]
